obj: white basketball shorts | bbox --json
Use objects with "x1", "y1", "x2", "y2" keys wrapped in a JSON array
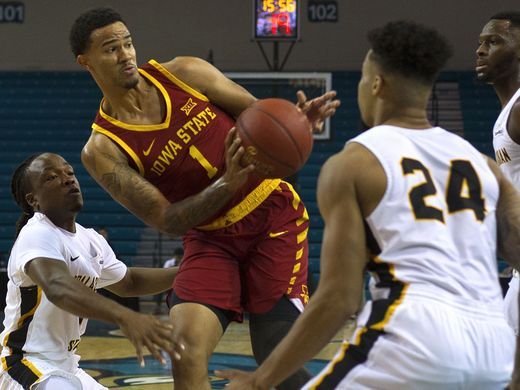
[{"x1": 304, "y1": 290, "x2": 514, "y2": 389}]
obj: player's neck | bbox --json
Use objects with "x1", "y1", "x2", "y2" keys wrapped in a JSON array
[
  {"x1": 45, "y1": 212, "x2": 77, "y2": 233},
  {"x1": 375, "y1": 106, "x2": 432, "y2": 129},
  {"x1": 102, "y1": 78, "x2": 162, "y2": 123},
  {"x1": 493, "y1": 76, "x2": 520, "y2": 108}
]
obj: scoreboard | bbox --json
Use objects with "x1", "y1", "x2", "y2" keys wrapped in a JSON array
[{"x1": 253, "y1": 0, "x2": 300, "y2": 40}]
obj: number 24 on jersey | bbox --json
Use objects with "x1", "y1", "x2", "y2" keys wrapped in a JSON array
[{"x1": 402, "y1": 158, "x2": 485, "y2": 223}]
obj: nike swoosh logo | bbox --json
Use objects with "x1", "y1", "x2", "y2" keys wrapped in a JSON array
[
  {"x1": 143, "y1": 139, "x2": 156, "y2": 156},
  {"x1": 269, "y1": 230, "x2": 289, "y2": 238},
  {"x1": 70, "y1": 255, "x2": 80, "y2": 262}
]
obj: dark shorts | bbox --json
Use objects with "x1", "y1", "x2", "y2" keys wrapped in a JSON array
[{"x1": 172, "y1": 181, "x2": 309, "y2": 321}]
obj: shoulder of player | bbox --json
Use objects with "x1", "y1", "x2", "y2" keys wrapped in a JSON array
[
  {"x1": 160, "y1": 56, "x2": 215, "y2": 85},
  {"x1": 15, "y1": 218, "x2": 62, "y2": 249},
  {"x1": 508, "y1": 100, "x2": 520, "y2": 143},
  {"x1": 337, "y1": 142, "x2": 380, "y2": 175},
  {"x1": 321, "y1": 142, "x2": 386, "y2": 215},
  {"x1": 81, "y1": 132, "x2": 129, "y2": 171},
  {"x1": 319, "y1": 144, "x2": 372, "y2": 193},
  {"x1": 32, "y1": 214, "x2": 61, "y2": 231}
]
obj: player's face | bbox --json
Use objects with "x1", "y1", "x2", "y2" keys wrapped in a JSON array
[
  {"x1": 357, "y1": 51, "x2": 377, "y2": 128},
  {"x1": 26, "y1": 154, "x2": 83, "y2": 217},
  {"x1": 82, "y1": 21, "x2": 139, "y2": 90},
  {"x1": 476, "y1": 19, "x2": 520, "y2": 83}
]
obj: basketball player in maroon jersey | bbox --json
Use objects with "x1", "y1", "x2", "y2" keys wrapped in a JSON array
[{"x1": 69, "y1": 7, "x2": 340, "y2": 390}]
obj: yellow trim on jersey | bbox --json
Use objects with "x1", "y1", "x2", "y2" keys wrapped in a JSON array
[
  {"x1": 371, "y1": 283, "x2": 409, "y2": 331},
  {"x1": 148, "y1": 59, "x2": 210, "y2": 102},
  {"x1": 97, "y1": 70, "x2": 173, "y2": 132},
  {"x1": 284, "y1": 180, "x2": 309, "y2": 227},
  {"x1": 309, "y1": 260, "x2": 408, "y2": 389},
  {"x1": 197, "y1": 179, "x2": 282, "y2": 230},
  {"x1": 2, "y1": 287, "x2": 42, "y2": 367},
  {"x1": 21, "y1": 358, "x2": 43, "y2": 378},
  {"x1": 296, "y1": 208, "x2": 309, "y2": 227},
  {"x1": 92, "y1": 124, "x2": 145, "y2": 176},
  {"x1": 307, "y1": 340, "x2": 351, "y2": 389},
  {"x1": 3, "y1": 332, "x2": 9, "y2": 354},
  {"x1": 282, "y1": 180, "x2": 302, "y2": 211},
  {"x1": 15, "y1": 287, "x2": 42, "y2": 328},
  {"x1": 297, "y1": 227, "x2": 308, "y2": 244}
]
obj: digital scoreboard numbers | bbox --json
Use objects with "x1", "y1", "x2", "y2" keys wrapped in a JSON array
[{"x1": 253, "y1": 0, "x2": 299, "y2": 40}]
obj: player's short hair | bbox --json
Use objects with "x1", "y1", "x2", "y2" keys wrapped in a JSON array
[
  {"x1": 69, "y1": 7, "x2": 126, "y2": 57},
  {"x1": 367, "y1": 20, "x2": 453, "y2": 84},
  {"x1": 490, "y1": 11, "x2": 520, "y2": 29},
  {"x1": 10, "y1": 153, "x2": 43, "y2": 238}
]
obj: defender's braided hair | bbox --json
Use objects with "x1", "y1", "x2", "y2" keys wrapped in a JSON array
[{"x1": 10, "y1": 153, "x2": 43, "y2": 238}]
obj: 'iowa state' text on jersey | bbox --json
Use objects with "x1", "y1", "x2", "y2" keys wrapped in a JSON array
[{"x1": 91, "y1": 59, "x2": 262, "y2": 207}]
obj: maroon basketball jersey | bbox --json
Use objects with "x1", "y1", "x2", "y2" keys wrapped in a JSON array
[{"x1": 91, "y1": 60, "x2": 277, "y2": 228}]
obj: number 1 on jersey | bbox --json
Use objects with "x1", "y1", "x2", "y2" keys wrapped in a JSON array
[{"x1": 189, "y1": 145, "x2": 218, "y2": 179}]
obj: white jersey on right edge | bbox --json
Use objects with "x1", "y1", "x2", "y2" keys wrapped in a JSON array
[
  {"x1": 358, "y1": 125, "x2": 502, "y2": 305},
  {"x1": 493, "y1": 87, "x2": 520, "y2": 188},
  {"x1": 493, "y1": 87, "x2": 520, "y2": 335}
]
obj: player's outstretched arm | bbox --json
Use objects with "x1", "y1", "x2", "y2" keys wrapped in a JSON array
[
  {"x1": 164, "y1": 57, "x2": 340, "y2": 137},
  {"x1": 296, "y1": 90, "x2": 341, "y2": 133},
  {"x1": 25, "y1": 257, "x2": 181, "y2": 365},
  {"x1": 105, "y1": 266, "x2": 178, "y2": 297},
  {"x1": 217, "y1": 146, "x2": 367, "y2": 389},
  {"x1": 163, "y1": 56, "x2": 257, "y2": 119},
  {"x1": 82, "y1": 128, "x2": 254, "y2": 237}
]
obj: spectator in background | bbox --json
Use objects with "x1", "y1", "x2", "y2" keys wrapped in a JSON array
[
  {"x1": 0, "y1": 251, "x2": 6, "y2": 268},
  {"x1": 96, "y1": 227, "x2": 119, "y2": 261},
  {"x1": 97, "y1": 227, "x2": 111, "y2": 246},
  {"x1": 96, "y1": 226, "x2": 140, "y2": 311},
  {"x1": 163, "y1": 247, "x2": 184, "y2": 269},
  {"x1": 155, "y1": 248, "x2": 184, "y2": 314}
]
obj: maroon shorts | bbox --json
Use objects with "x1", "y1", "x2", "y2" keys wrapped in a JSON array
[{"x1": 173, "y1": 181, "x2": 309, "y2": 320}]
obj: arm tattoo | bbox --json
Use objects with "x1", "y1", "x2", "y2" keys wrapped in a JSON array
[
  {"x1": 95, "y1": 151, "x2": 161, "y2": 221},
  {"x1": 163, "y1": 177, "x2": 233, "y2": 235},
  {"x1": 93, "y1": 151, "x2": 234, "y2": 236}
]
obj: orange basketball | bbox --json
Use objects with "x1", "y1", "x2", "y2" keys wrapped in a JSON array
[{"x1": 236, "y1": 98, "x2": 313, "y2": 178}]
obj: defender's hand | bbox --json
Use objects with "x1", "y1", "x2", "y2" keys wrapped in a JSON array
[{"x1": 117, "y1": 311, "x2": 183, "y2": 366}]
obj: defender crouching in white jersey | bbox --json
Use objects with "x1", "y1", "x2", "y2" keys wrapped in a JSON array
[
  {"x1": 0, "y1": 153, "x2": 182, "y2": 390},
  {"x1": 218, "y1": 20, "x2": 520, "y2": 390}
]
